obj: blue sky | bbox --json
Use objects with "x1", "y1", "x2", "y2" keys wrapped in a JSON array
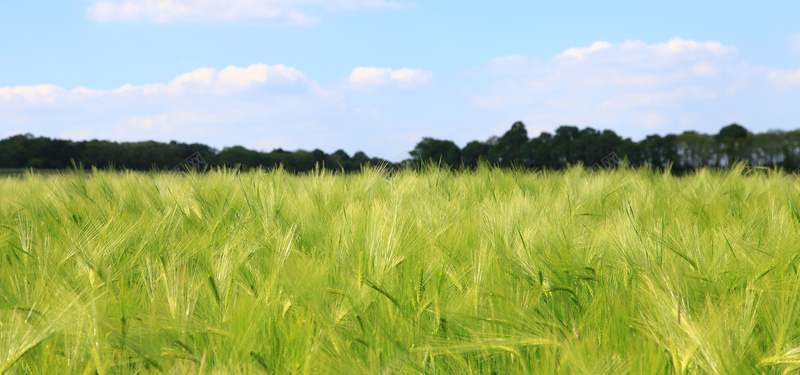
[{"x1": 2, "y1": 1, "x2": 799, "y2": 161}]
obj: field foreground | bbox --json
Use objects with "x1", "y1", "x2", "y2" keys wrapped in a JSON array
[{"x1": 2, "y1": 165, "x2": 800, "y2": 374}]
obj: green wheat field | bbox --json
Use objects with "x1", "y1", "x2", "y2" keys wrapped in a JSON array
[{"x1": 2, "y1": 164, "x2": 800, "y2": 374}]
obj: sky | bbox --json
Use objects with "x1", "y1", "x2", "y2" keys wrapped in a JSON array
[{"x1": 1, "y1": 1, "x2": 799, "y2": 161}]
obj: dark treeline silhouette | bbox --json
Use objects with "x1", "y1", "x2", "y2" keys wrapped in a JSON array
[
  {"x1": 411, "y1": 122, "x2": 800, "y2": 174},
  {"x1": 2, "y1": 122, "x2": 800, "y2": 174},
  {"x1": 0, "y1": 135, "x2": 388, "y2": 172}
]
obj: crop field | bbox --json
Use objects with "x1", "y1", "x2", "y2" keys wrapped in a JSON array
[{"x1": 2, "y1": 164, "x2": 800, "y2": 374}]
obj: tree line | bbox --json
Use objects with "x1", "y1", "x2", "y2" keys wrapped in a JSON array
[
  {"x1": 2, "y1": 122, "x2": 800, "y2": 174},
  {"x1": 0, "y1": 136, "x2": 387, "y2": 173},
  {"x1": 411, "y1": 122, "x2": 800, "y2": 174}
]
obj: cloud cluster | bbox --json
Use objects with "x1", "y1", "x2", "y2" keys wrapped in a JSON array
[
  {"x1": 348, "y1": 67, "x2": 431, "y2": 87},
  {"x1": 474, "y1": 38, "x2": 739, "y2": 108},
  {"x1": 124, "y1": 63, "x2": 320, "y2": 95},
  {"x1": 767, "y1": 69, "x2": 800, "y2": 89},
  {"x1": 470, "y1": 37, "x2": 796, "y2": 138},
  {"x1": 556, "y1": 38, "x2": 735, "y2": 64},
  {"x1": 0, "y1": 62, "x2": 433, "y2": 159},
  {"x1": 0, "y1": 63, "x2": 332, "y2": 151},
  {"x1": 0, "y1": 64, "x2": 318, "y2": 105},
  {"x1": 2, "y1": 38, "x2": 798, "y2": 161},
  {"x1": 86, "y1": 0, "x2": 409, "y2": 25}
]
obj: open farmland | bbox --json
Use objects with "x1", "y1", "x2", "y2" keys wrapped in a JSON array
[{"x1": 2, "y1": 165, "x2": 800, "y2": 373}]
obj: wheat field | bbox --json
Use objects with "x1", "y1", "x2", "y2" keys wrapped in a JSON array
[{"x1": 1, "y1": 164, "x2": 800, "y2": 374}]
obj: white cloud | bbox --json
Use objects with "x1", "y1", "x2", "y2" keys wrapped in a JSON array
[
  {"x1": 4, "y1": 38, "x2": 798, "y2": 163},
  {"x1": 555, "y1": 38, "x2": 736, "y2": 69},
  {"x1": 0, "y1": 63, "x2": 335, "y2": 147},
  {"x1": 86, "y1": 0, "x2": 410, "y2": 25},
  {"x1": 0, "y1": 85, "x2": 70, "y2": 104},
  {"x1": 691, "y1": 62, "x2": 717, "y2": 77},
  {"x1": 468, "y1": 38, "x2": 783, "y2": 139},
  {"x1": 348, "y1": 67, "x2": 431, "y2": 87},
  {"x1": 348, "y1": 67, "x2": 392, "y2": 85},
  {"x1": 0, "y1": 63, "x2": 319, "y2": 105},
  {"x1": 649, "y1": 38, "x2": 734, "y2": 56},
  {"x1": 166, "y1": 64, "x2": 314, "y2": 94},
  {"x1": 557, "y1": 41, "x2": 612, "y2": 60},
  {"x1": 0, "y1": 63, "x2": 433, "y2": 160},
  {"x1": 767, "y1": 69, "x2": 800, "y2": 88},
  {"x1": 474, "y1": 38, "x2": 738, "y2": 100},
  {"x1": 389, "y1": 68, "x2": 431, "y2": 85}
]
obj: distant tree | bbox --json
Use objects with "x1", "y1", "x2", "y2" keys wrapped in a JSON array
[
  {"x1": 410, "y1": 137, "x2": 461, "y2": 167},
  {"x1": 529, "y1": 132, "x2": 553, "y2": 168},
  {"x1": 326, "y1": 149, "x2": 351, "y2": 171},
  {"x1": 217, "y1": 146, "x2": 274, "y2": 169},
  {"x1": 291, "y1": 150, "x2": 316, "y2": 172},
  {"x1": 461, "y1": 141, "x2": 490, "y2": 168},
  {"x1": 5, "y1": 122, "x2": 798, "y2": 175},
  {"x1": 489, "y1": 121, "x2": 529, "y2": 166},
  {"x1": 332, "y1": 149, "x2": 350, "y2": 161},
  {"x1": 615, "y1": 138, "x2": 642, "y2": 168},
  {"x1": 639, "y1": 135, "x2": 667, "y2": 168},
  {"x1": 572, "y1": 128, "x2": 624, "y2": 167},
  {"x1": 715, "y1": 123, "x2": 751, "y2": 166},
  {"x1": 352, "y1": 151, "x2": 370, "y2": 167},
  {"x1": 312, "y1": 149, "x2": 326, "y2": 169},
  {"x1": 778, "y1": 130, "x2": 800, "y2": 171},
  {"x1": 185, "y1": 142, "x2": 218, "y2": 167},
  {"x1": 676, "y1": 131, "x2": 717, "y2": 168},
  {"x1": 551, "y1": 126, "x2": 581, "y2": 167},
  {"x1": 716, "y1": 123, "x2": 749, "y2": 141}
]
